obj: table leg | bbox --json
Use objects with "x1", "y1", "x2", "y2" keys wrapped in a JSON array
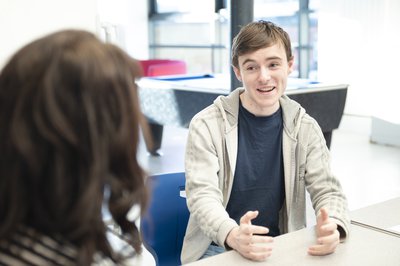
[{"x1": 144, "y1": 121, "x2": 163, "y2": 156}]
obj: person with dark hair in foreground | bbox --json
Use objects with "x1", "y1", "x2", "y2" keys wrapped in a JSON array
[
  {"x1": 0, "y1": 29, "x2": 148, "y2": 265},
  {"x1": 181, "y1": 20, "x2": 350, "y2": 264}
]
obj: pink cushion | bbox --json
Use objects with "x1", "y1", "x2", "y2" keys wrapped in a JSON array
[{"x1": 139, "y1": 60, "x2": 187, "y2": 77}]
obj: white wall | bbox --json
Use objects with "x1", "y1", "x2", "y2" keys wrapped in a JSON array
[
  {"x1": 97, "y1": 0, "x2": 149, "y2": 59},
  {"x1": 0, "y1": 0, "x2": 149, "y2": 69},
  {"x1": 0, "y1": 0, "x2": 97, "y2": 69},
  {"x1": 318, "y1": 0, "x2": 400, "y2": 120}
]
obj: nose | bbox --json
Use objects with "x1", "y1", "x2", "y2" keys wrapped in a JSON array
[{"x1": 259, "y1": 66, "x2": 271, "y2": 83}]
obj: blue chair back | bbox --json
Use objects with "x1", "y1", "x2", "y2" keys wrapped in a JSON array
[{"x1": 140, "y1": 172, "x2": 189, "y2": 266}]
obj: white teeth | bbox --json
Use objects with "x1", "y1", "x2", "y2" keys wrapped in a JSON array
[{"x1": 258, "y1": 87, "x2": 274, "y2": 92}]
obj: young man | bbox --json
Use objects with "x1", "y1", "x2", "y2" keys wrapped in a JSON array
[{"x1": 181, "y1": 21, "x2": 350, "y2": 264}]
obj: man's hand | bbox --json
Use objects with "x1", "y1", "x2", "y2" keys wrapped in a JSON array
[
  {"x1": 308, "y1": 207, "x2": 340, "y2": 256},
  {"x1": 225, "y1": 210, "x2": 273, "y2": 261}
]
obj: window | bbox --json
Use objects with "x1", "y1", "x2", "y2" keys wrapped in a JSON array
[
  {"x1": 149, "y1": 0, "x2": 319, "y2": 78},
  {"x1": 148, "y1": 0, "x2": 228, "y2": 74},
  {"x1": 153, "y1": 0, "x2": 215, "y2": 14},
  {"x1": 254, "y1": 0, "x2": 319, "y2": 79}
]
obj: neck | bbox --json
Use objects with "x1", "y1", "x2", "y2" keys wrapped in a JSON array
[{"x1": 240, "y1": 93, "x2": 280, "y2": 116}]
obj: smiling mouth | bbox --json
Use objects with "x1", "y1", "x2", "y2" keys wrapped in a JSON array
[{"x1": 257, "y1": 87, "x2": 275, "y2": 92}]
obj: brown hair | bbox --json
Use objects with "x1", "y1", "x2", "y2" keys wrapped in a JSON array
[
  {"x1": 231, "y1": 20, "x2": 293, "y2": 68},
  {"x1": 0, "y1": 29, "x2": 147, "y2": 264}
]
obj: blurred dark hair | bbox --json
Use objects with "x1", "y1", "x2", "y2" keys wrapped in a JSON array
[
  {"x1": 0, "y1": 29, "x2": 147, "y2": 264},
  {"x1": 231, "y1": 20, "x2": 293, "y2": 68}
]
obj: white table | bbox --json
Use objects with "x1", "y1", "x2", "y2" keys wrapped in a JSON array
[
  {"x1": 350, "y1": 197, "x2": 400, "y2": 237},
  {"x1": 185, "y1": 224, "x2": 400, "y2": 266}
]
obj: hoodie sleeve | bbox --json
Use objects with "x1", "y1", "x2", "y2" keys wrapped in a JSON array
[
  {"x1": 302, "y1": 116, "x2": 350, "y2": 239},
  {"x1": 185, "y1": 109, "x2": 238, "y2": 246}
]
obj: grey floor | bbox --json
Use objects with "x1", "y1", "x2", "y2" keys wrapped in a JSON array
[
  {"x1": 329, "y1": 115, "x2": 400, "y2": 210},
  {"x1": 138, "y1": 114, "x2": 400, "y2": 211}
]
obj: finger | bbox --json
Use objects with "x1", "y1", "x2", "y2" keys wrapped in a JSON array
[
  {"x1": 251, "y1": 235, "x2": 274, "y2": 244},
  {"x1": 246, "y1": 249, "x2": 273, "y2": 261},
  {"x1": 309, "y1": 231, "x2": 339, "y2": 257},
  {"x1": 320, "y1": 221, "x2": 338, "y2": 233},
  {"x1": 308, "y1": 245, "x2": 328, "y2": 256},
  {"x1": 249, "y1": 244, "x2": 272, "y2": 255},
  {"x1": 248, "y1": 225, "x2": 269, "y2": 235},
  {"x1": 317, "y1": 231, "x2": 340, "y2": 246},
  {"x1": 236, "y1": 241, "x2": 272, "y2": 260},
  {"x1": 240, "y1": 224, "x2": 268, "y2": 235},
  {"x1": 240, "y1": 210, "x2": 259, "y2": 225},
  {"x1": 317, "y1": 221, "x2": 338, "y2": 239},
  {"x1": 246, "y1": 251, "x2": 272, "y2": 261},
  {"x1": 250, "y1": 243, "x2": 273, "y2": 252},
  {"x1": 319, "y1": 208, "x2": 329, "y2": 222},
  {"x1": 238, "y1": 223, "x2": 252, "y2": 234},
  {"x1": 308, "y1": 242, "x2": 337, "y2": 256}
]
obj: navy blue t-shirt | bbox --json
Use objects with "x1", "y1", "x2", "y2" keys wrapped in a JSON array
[{"x1": 226, "y1": 101, "x2": 285, "y2": 237}]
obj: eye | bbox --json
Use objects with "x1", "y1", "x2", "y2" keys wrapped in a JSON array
[
  {"x1": 245, "y1": 65, "x2": 258, "y2": 71},
  {"x1": 269, "y1": 62, "x2": 280, "y2": 69}
]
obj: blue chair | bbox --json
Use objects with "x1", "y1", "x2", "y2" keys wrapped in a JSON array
[{"x1": 140, "y1": 172, "x2": 189, "y2": 266}]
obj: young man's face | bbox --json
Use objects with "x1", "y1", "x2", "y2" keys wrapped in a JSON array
[{"x1": 233, "y1": 43, "x2": 294, "y2": 116}]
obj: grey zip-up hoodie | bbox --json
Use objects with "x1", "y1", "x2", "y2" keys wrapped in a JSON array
[{"x1": 181, "y1": 88, "x2": 350, "y2": 264}]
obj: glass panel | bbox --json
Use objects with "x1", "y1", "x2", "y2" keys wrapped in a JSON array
[
  {"x1": 309, "y1": 0, "x2": 320, "y2": 79},
  {"x1": 149, "y1": 0, "x2": 228, "y2": 75},
  {"x1": 150, "y1": 0, "x2": 321, "y2": 78},
  {"x1": 152, "y1": 21, "x2": 215, "y2": 45},
  {"x1": 153, "y1": 48, "x2": 213, "y2": 73},
  {"x1": 254, "y1": 0, "x2": 300, "y2": 77},
  {"x1": 254, "y1": 0, "x2": 299, "y2": 18},
  {"x1": 156, "y1": 0, "x2": 214, "y2": 14}
]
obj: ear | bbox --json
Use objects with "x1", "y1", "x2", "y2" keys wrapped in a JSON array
[
  {"x1": 233, "y1": 66, "x2": 242, "y2": 82},
  {"x1": 288, "y1": 56, "x2": 294, "y2": 75}
]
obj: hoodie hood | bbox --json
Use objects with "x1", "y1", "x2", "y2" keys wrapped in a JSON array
[{"x1": 213, "y1": 87, "x2": 305, "y2": 138}]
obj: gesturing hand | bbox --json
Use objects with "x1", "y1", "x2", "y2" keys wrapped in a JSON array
[
  {"x1": 225, "y1": 210, "x2": 273, "y2": 261},
  {"x1": 308, "y1": 207, "x2": 340, "y2": 256}
]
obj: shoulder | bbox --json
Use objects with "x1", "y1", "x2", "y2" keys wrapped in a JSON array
[
  {"x1": 192, "y1": 103, "x2": 222, "y2": 122},
  {"x1": 280, "y1": 95, "x2": 320, "y2": 129},
  {"x1": 0, "y1": 226, "x2": 78, "y2": 265},
  {"x1": 190, "y1": 96, "x2": 228, "y2": 128}
]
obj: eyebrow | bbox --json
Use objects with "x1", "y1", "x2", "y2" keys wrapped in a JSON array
[{"x1": 241, "y1": 56, "x2": 283, "y2": 66}]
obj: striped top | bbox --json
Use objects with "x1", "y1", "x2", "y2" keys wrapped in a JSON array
[
  {"x1": 0, "y1": 226, "x2": 77, "y2": 265},
  {"x1": 0, "y1": 226, "x2": 140, "y2": 266}
]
